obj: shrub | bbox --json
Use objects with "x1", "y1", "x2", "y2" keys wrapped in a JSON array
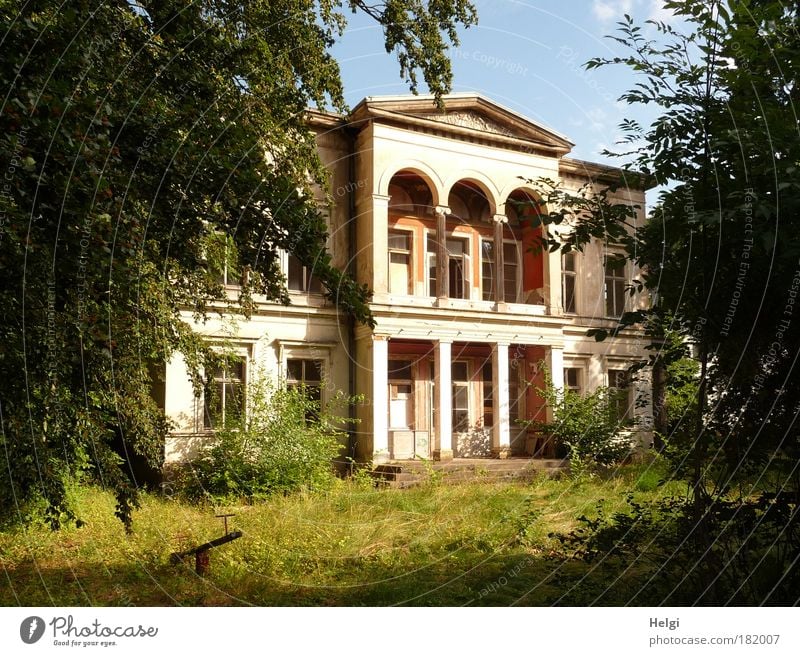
[
  {"x1": 525, "y1": 368, "x2": 630, "y2": 475},
  {"x1": 550, "y1": 492, "x2": 800, "y2": 605},
  {"x1": 181, "y1": 376, "x2": 357, "y2": 502}
]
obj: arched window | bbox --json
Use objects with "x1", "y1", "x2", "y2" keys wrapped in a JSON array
[
  {"x1": 388, "y1": 171, "x2": 434, "y2": 216},
  {"x1": 447, "y1": 180, "x2": 490, "y2": 223}
]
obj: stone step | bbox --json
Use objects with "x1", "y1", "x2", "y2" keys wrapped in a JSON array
[{"x1": 371, "y1": 458, "x2": 568, "y2": 485}]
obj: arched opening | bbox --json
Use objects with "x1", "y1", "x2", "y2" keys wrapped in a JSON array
[
  {"x1": 505, "y1": 189, "x2": 540, "y2": 225},
  {"x1": 388, "y1": 170, "x2": 434, "y2": 217},
  {"x1": 505, "y1": 188, "x2": 545, "y2": 304},
  {"x1": 447, "y1": 180, "x2": 491, "y2": 223},
  {"x1": 387, "y1": 171, "x2": 435, "y2": 296}
]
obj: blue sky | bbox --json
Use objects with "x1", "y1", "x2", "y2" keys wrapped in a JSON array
[{"x1": 332, "y1": 0, "x2": 678, "y2": 167}]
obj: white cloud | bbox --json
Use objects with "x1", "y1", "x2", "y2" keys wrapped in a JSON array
[
  {"x1": 592, "y1": 0, "x2": 636, "y2": 23},
  {"x1": 586, "y1": 107, "x2": 609, "y2": 132},
  {"x1": 647, "y1": 0, "x2": 678, "y2": 24}
]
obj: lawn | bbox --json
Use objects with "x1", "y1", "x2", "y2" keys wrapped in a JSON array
[{"x1": 0, "y1": 460, "x2": 683, "y2": 606}]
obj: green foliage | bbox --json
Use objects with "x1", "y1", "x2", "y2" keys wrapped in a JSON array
[
  {"x1": 182, "y1": 378, "x2": 357, "y2": 502},
  {"x1": 416, "y1": 457, "x2": 445, "y2": 486},
  {"x1": 551, "y1": 491, "x2": 800, "y2": 605},
  {"x1": 529, "y1": 0, "x2": 800, "y2": 598},
  {"x1": 525, "y1": 368, "x2": 630, "y2": 476},
  {"x1": 346, "y1": 460, "x2": 378, "y2": 491},
  {"x1": 586, "y1": 1, "x2": 800, "y2": 484},
  {"x1": 0, "y1": 463, "x2": 684, "y2": 606},
  {"x1": 0, "y1": 0, "x2": 476, "y2": 527}
]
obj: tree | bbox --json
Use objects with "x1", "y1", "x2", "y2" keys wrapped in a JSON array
[
  {"x1": 0, "y1": 0, "x2": 477, "y2": 528},
  {"x1": 544, "y1": 0, "x2": 800, "y2": 603},
  {"x1": 588, "y1": 0, "x2": 800, "y2": 496}
]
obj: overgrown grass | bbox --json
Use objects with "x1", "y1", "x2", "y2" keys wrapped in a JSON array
[{"x1": 0, "y1": 458, "x2": 684, "y2": 606}]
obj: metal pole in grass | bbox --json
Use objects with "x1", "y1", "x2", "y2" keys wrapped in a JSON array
[{"x1": 170, "y1": 514, "x2": 242, "y2": 575}]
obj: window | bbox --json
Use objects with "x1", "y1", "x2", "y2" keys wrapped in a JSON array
[
  {"x1": 207, "y1": 232, "x2": 241, "y2": 286},
  {"x1": 388, "y1": 231, "x2": 413, "y2": 295},
  {"x1": 286, "y1": 358, "x2": 323, "y2": 405},
  {"x1": 452, "y1": 361, "x2": 470, "y2": 433},
  {"x1": 288, "y1": 255, "x2": 323, "y2": 294},
  {"x1": 447, "y1": 237, "x2": 469, "y2": 299},
  {"x1": 562, "y1": 252, "x2": 577, "y2": 314},
  {"x1": 508, "y1": 368, "x2": 520, "y2": 430},
  {"x1": 564, "y1": 367, "x2": 582, "y2": 395},
  {"x1": 204, "y1": 358, "x2": 245, "y2": 429},
  {"x1": 482, "y1": 361, "x2": 493, "y2": 429},
  {"x1": 608, "y1": 369, "x2": 631, "y2": 422},
  {"x1": 388, "y1": 359, "x2": 414, "y2": 429},
  {"x1": 503, "y1": 242, "x2": 519, "y2": 303},
  {"x1": 481, "y1": 240, "x2": 519, "y2": 302},
  {"x1": 216, "y1": 259, "x2": 240, "y2": 286},
  {"x1": 481, "y1": 240, "x2": 495, "y2": 301},
  {"x1": 605, "y1": 257, "x2": 626, "y2": 317},
  {"x1": 427, "y1": 234, "x2": 437, "y2": 297}
]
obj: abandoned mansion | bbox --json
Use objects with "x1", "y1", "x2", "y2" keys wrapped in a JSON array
[{"x1": 161, "y1": 93, "x2": 653, "y2": 465}]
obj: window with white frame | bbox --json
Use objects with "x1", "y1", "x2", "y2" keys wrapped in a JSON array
[
  {"x1": 388, "y1": 230, "x2": 413, "y2": 295},
  {"x1": 482, "y1": 361, "x2": 493, "y2": 429},
  {"x1": 563, "y1": 367, "x2": 582, "y2": 396},
  {"x1": 206, "y1": 232, "x2": 241, "y2": 287},
  {"x1": 388, "y1": 359, "x2": 414, "y2": 429},
  {"x1": 288, "y1": 255, "x2": 323, "y2": 294},
  {"x1": 452, "y1": 361, "x2": 470, "y2": 433},
  {"x1": 204, "y1": 357, "x2": 246, "y2": 430},
  {"x1": 608, "y1": 368, "x2": 632, "y2": 422},
  {"x1": 604, "y1": 256, "x2": 627, "y2": 317},
  {"x1": 502, "y1": 242, "x2": 520, "y2": 303},
  {"x1": 286, "y1": 358, "x2": 323, "y2": 403},
  {"x1": 481, "y1": 239, "x2": 520, "y2": 302},
  {"x1": 562, "y1": 251, "x2": 577, "y2": 314},
  {"x1": 481, "y1": 240, "x2": 495, "y2": 301},
  {"x1": 447, "y1": 236, "x2": 470, "y2": 299},
  {"x1": 427, "y1": 234, "x2": 437, "y2": 297}
]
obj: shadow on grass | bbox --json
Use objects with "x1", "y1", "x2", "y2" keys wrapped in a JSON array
[{"x1": 1, "y1": 551, "x2": 654, "y2": 607}]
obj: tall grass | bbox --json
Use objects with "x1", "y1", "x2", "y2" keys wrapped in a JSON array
[{"x1": 0, "y1": 459, "x2": 683, "y2": 606}]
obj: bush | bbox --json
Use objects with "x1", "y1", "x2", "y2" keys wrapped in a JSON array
[
  {"x1": 550, "y1": 492, "x2": 800, "y2": 605},
  {"x1": 525, "y1": 368, "x2": 630, "y2": 475},
  {"x1": 181, "y1": 377, "x2": 357, "y2": 502}
]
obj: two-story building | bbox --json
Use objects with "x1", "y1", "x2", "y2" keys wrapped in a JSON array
[{"x1": 162, "y1": 93, "x2": 652, "y2": 466}]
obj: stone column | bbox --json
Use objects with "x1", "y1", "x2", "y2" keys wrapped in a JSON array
[
  {"x1": 549, "y1": 346, "x2": 564, "y2": 391},
  {"x1": 492, "y1": 342, "x2": 511, "y2": 458},
  {"x1": 433, "y1": 339, "x2": 453, "y2": 460},
  {"x1": 372, "y1": 335, "x2": 390, "y2": 462},
  {"x1": 545, "y1": 232, "x2": 561, "y2": 313},
  {"x1": 542, "y1": 345, "x2": 565, "y2": 458},
  {"x1": 493, "y1": 213, "x2": 507, "y2": 306},
  {"x1": 435, "y1": 205, "x2": 450, "y2": 300}
]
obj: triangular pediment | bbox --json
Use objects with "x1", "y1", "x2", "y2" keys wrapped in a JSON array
[
  {"x1": 417, "y1": 110, "x2": 517, "y2": 138},
  {"x1": 349, "y1": 93, "x2": 574, "y2": 155}
]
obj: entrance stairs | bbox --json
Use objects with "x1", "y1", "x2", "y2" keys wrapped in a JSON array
[{"x1": 372, "y1": 457, "x2": 568, "y2": 489}]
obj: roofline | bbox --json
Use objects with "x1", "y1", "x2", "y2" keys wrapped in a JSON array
[
  {"x1": 356, "y1": 92, "x2": 575, "y2": 146},
  {"x1": 349, "y1": 93, "x2": 574, "y2": 156},
  {"x1": 560, "y1": 157, "x2": 657, "y2": 190},
  {"x1": 306, "y1": 108, "x2": 346, "y2": 130}
]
